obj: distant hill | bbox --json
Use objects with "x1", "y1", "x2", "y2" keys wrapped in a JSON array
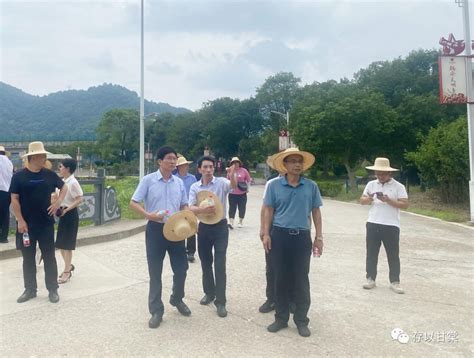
[{"x1": 0, "y1": 82, "x2": 191, "y2": 141}]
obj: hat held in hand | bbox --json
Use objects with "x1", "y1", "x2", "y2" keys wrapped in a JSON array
[
  {"x1": 163, "y1": 210, "x2": 198, "y2": 242},
  {"x1": 196, "y1": 191, "x2": 224, "y2": 225}
]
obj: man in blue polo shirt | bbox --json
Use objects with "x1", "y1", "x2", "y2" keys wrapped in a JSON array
[
  {"x1": 261, "y1": 147, "x2": 323, "y2": 338},
  {"x1": 130, "y1": 146, "x2": 191, "y2": 329}
]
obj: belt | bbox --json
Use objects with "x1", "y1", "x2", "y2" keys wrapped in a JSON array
[{"x1": 272, "y1": 226, "x2": 310, "y2": 236}]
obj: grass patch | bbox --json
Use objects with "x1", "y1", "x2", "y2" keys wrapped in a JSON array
[{"x1": 106, "y1": 176, "x2": 142, "y2": 219}]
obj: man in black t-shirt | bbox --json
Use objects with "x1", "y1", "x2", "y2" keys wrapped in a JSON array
[{"x1": 10, "y1": 142, "x2": 68, "y2": 303}]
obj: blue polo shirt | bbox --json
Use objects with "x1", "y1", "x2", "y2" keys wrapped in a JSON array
[
  {"x1": 176, "y1": 172, "x2": 197, "y2": 198},
  {"x1": 131, "y1": 169, "x2": 187, "y2": 215},
  {"x1": 263, "y1": 175, "x2": 322, "y2": 230}
]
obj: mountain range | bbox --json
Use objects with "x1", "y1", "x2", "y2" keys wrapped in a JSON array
[{"x1": 0, "y1": 82, "x2": 191, "y2": 141}]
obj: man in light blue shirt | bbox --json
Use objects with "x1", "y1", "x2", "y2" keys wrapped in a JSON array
[
  {"x1": 261, "y1": 148, "x2": 323, "y2": 338},
  {"x1": 188, "y1": 155, "x2": 237, "y2": 318},
  {"x1": 130, "y1": 146, "x2": 191, "y2": 329},
  {"x1": 176, "y1": 156, "x2": 198, "y2": 262}
]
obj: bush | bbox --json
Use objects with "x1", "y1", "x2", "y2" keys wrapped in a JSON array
[{"x1": 317, "y1": 181, "x2": 343, "y2": 197}]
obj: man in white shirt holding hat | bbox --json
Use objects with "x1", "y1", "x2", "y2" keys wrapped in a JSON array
[
  {"x1": 0, "y1": 145, "x2": 13, "y2": 243},
  {"x1": 360, "y1": 157, "x2": 409, "y2": 294},
  {"x1": 10, "y1": 141, "x2": 68, "y2": 304},
  {"x1": 188, "y1": 155, "x2": 237, "y2": 318}
]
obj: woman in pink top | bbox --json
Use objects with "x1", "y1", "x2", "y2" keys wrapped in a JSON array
[{"x1": 227, "y1": 157, "x2": 251, "y2": 229}]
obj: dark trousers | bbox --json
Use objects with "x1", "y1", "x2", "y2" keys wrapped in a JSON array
[
  {"x1": 270, "y1": 226, "x2": 312, "y2": 327},
  {"x1": 264, "y1": 251, "x2": 295, "y2": 304},
  {"x1": 366, "y1": 222, "x2": 401, "y2": 283},
  {"x1": 145, "y1": 221, "x2": 188, "y2": 315},
  {"x1": 186, "y1": 234, "x2": 196, "y2": 255},
  {"x1": 17, "y1": 224, "x2": 58, "y2": 292},
  {"x1": 228, "y1": 193, "x2": 247, "y2": 219},
  {"x1": 198, "y1": 219, "x2": 229, "y2": 306},
  {"x1": 0, "y1": 191, "x2": 10, "y2": 241}
]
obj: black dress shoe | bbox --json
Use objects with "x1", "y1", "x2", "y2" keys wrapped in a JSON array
[
  {"x1": 17, "y1": 289, "x2": 37, "y2": 303},
  {"x1": 200, "y1": 294, "x2": 215, "y2": 305},
  {"x1": 48, "y1": 290, "x2": 60, "y2": 303},
  {"x1": 216, "y1": 304, "x2": 227, "y2": 318},
  {"x1": 259, "y1": 300, "x2": 275, "y2": 313},
  {"x1": 148, "y1": 313, "x2": 162, "y2": 329},
  {"x1": 170, "y1": 301, "x2": 191, "y2": 316},
  {"x1": 297, "y1": 325, "x2": 311, "y2": 337},
  {"x1": 267, "y1": 320, "x2": 288, "y2": 333}
]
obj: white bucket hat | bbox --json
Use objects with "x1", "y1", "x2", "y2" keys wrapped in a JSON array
[{"x1": 176, "y1": 156, "x2": 193, "y2": 167}]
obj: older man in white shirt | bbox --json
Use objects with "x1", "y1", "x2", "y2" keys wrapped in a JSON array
[{"x1": 0, "y1": 145, "x2": 13, "y2": 243}]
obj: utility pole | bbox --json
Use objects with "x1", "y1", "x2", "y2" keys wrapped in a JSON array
[{"x1": 139, "y1": 0, "x2": 145, "y2": 179}]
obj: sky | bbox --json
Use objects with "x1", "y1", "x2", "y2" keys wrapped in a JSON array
[{"x1": 0, "y1": 0, "x2": 470, "y2": 110}]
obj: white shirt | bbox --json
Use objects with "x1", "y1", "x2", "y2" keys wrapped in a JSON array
[
  {"x1": 61, "y1": 175, "x2": 84, "y2": 207},
  {"x1": 363, "y1": 178, "x2": 408, "y2": 228},
  {"x1": 0, "y1": 155, "x2": 13, "y2": 192}
]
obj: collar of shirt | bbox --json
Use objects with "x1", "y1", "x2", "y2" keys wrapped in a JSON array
[
  {"x1": 156, "y1": 169, "x2": 175, "y2": 183},
  {"x1": 63, "y1": 174, "x2": 75, "y2": 184},
  {"x1": 377, "y1": 178, "x2": 393, "y2": 186},
  {"x1": 177, "y1": 173, "x2": 193, "y2": 180},
  {"x1": 281, "y1": 175, "x2": 305, "y2": 187},
  {"x1": 199, "y1": 176, "x2": 216, "y2": 186}
]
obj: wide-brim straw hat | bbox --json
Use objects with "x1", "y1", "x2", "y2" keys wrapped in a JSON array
[
  {"x1": 272, "y1": 147, "x2": 315, "y2": 174},
  {"x1": 230, "y1": 156, "x2": 242, "y2": 165},
  {"x1": 196, "y1": 190, "x2": 224, "y2": 225},
  {"x1": 0, "y1": 145, "x2": 11, "y2": 156},
  {"x1": 21, "y1": 141, "x2": 50, "y2": 158},
  {"x1": 365, "y1": 157, "x2": 399, "y2": 172},
  {"x1": 163, "y1": 210, "x2": 198, "y2": 242},
  {"x1": 176, "y1": 156, "x2": 193, "y2": 167}
]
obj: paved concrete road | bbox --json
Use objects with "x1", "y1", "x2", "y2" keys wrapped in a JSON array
[{"x1": 1, "y1": 185, "x2": 473, "y2": 356}]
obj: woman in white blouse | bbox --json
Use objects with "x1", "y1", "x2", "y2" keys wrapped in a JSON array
[{"x1": 55, "y1": 159, "x2": 83, "y2": 284}]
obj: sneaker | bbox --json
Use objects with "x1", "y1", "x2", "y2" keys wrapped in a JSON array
[
  {"x1": 297, "y1": 325, "x2": 311, "y2": 337},
  {"x1": 390, "y1": 282, "x2": 405, "y2": 294},
  {"x1": 267, "y1": 320, "x2": 288, "y2": 333},
  {"x1": 237, "y1": 222, "x2": 243, "y2": 228},
  {"x1": 363, "y1": 278, "x2": 376, "y2": 289}
]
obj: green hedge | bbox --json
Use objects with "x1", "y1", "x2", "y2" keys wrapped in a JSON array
[{"x1": 317, "y1": 181, "x2": 343, "y2": 197}]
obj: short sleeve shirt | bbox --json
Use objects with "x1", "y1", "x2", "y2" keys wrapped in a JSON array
[
  {"x1": 189, "y1": 176, "x2": 232, "y2": 221},
  {"x1": 263, "y1": 175, "x2": 322, "y2": 230},
  {"x1": 9, "y1": 168, "x2": 65, "y2": 229},
  {"x1": 363, "y1": 178, "x2": 408, "y2": 228},
  {"x1": 61, "y1": 175, "x2": 84, "y2": 207}
]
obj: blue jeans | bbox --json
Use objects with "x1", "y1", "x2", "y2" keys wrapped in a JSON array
[{"x1": 145, "y1": 221, "x2": 188, "y2": 315}]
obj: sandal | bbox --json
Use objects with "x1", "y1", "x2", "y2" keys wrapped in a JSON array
[{"x1": 58, "y1": 270, "x2": 72, "y2": 284}]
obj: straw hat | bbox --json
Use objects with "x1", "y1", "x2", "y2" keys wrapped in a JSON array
[
  {"x1": 196, "y1": 190, "x2": 224, "y2": 225},
  {"x1": 230, "y1": 157, "x2": 242, "y2": 165},
  {"x1": 21, "y1": 141, "x2": 50, "y2": 158},
  {"x1": 163, "y1": 210, "x2": 198, "y2": 242},
  {"x1": 272, "y1": 147, "x2": 315, "y2": 174},
  {"x1": 365, "y1": 157, "x2": 399, "y2": 172},
  {"x1": 0, "y1": 145, "x2": 10, "y2": 156},
  {"x1": 176, "y1": 156, "x2": 193, "y2": 167}
]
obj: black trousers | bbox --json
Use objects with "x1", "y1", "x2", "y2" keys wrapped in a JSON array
[
  {"x1": 17, "y1": 224, "x2": 58, "y2": 292},
  {"x1": 198, "y1": 219, "x2": 229, "y2": 306},
  {"x1": 145, "y1": 221, "x2": 188, "y2": 315},
  {"x1": 228, "y1": 193, "x2": 247, "y2": 219},
  {"x1": 186, "y1": 234, "x2": 196, "y2": 255},
  {"x1": 366, "y1": 222, "x2": 401, "y2": 283},
  {"x1": 265, "y1": 251, "x2": 295, "y2": 304},
  {"x1": 0, "y1": 191, "x2": 10, "y2": 241},
  {"x1": 270, "y1": 226, "x2": 312, "y2": 327}
]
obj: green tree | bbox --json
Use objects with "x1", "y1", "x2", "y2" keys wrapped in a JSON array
[
  {"x1": 291, "y1": 81, "x2": 398, "y2": 190},
  {"x1": 406, "y1": 117, "x2": 469, "y2": 203},
  {"x1": 96, "y1": 109, "x2": 139, "y2": 163}
]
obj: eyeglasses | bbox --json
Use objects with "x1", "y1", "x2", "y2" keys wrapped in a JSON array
[
  {"x1": 163, "y1": 156, "x2": 178, "y2": 162},
  {"x1": 284, "y1": 159, "x2": 303, "y2": 164}
]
